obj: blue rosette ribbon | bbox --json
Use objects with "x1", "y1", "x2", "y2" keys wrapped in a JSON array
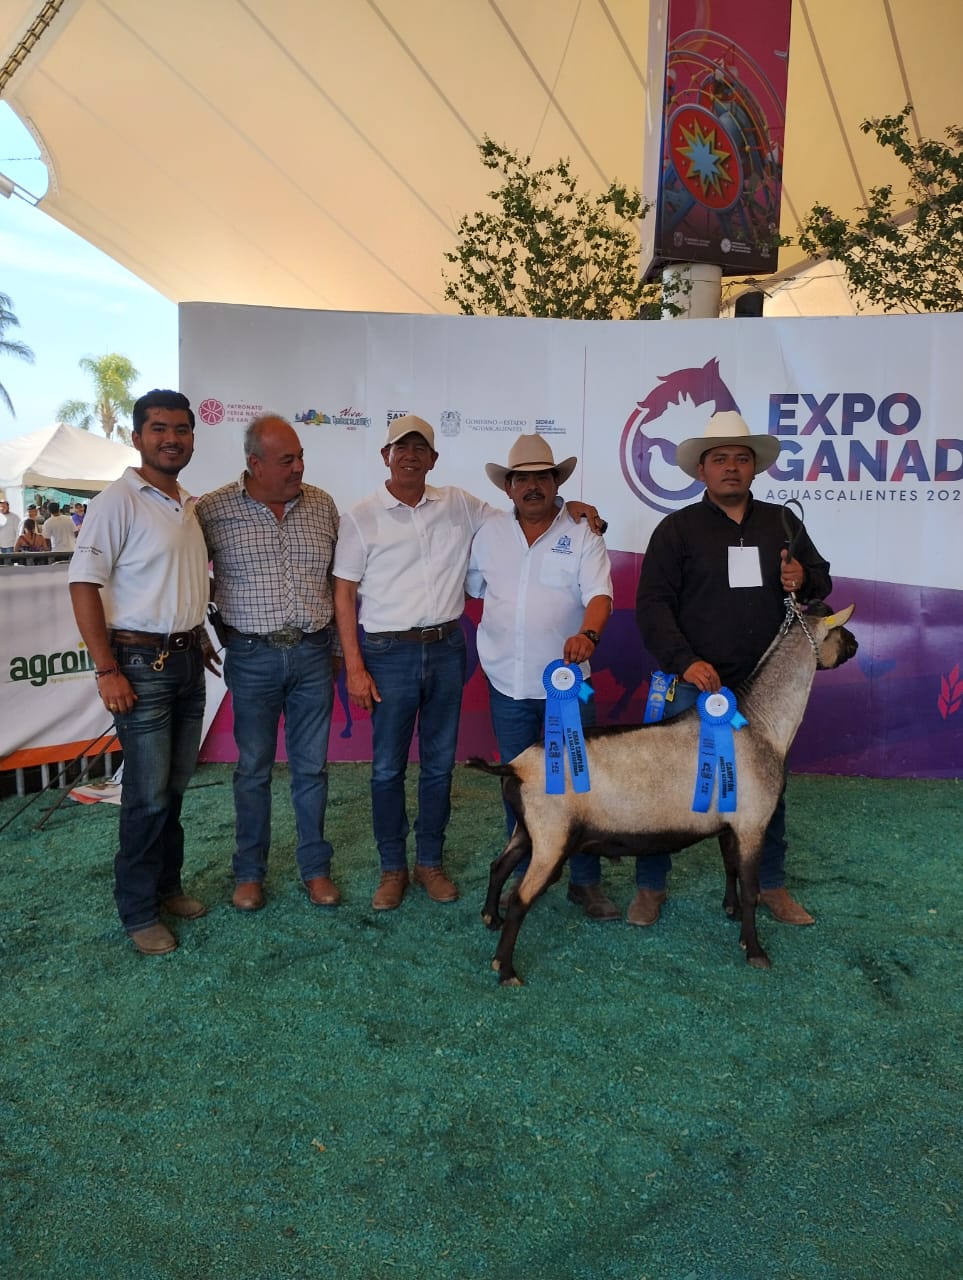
[
  {"x1": 692, "y1": 687, "x2": 748, "y2": 813},
  {"x1": 542, "y1": 660, "x2": 592, "y2": 795}
]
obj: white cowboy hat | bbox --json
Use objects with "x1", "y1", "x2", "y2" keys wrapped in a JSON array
[
  {"x1": 675, "y1": 411, "x2": 781, "y2": 479},
  {"x1": 485, "y1": 433, "x2": 578, "y2": 489}
]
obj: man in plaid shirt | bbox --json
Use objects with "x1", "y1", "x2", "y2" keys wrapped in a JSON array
[{"x1": 196, "y1": 415, "x2": 342, "y2": 912}]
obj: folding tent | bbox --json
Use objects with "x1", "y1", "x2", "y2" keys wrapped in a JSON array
[{"x1": 0, "y1": 422, "x2": 137, "y2": 518}]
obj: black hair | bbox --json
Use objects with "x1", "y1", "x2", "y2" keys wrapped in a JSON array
[{"x1": 132, "y1": 389, "x2": 195, "y2": 434}]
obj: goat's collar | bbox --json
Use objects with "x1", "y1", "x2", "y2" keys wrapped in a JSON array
[{"x1": 779, "y1": 596, "x2": 820, "y2": 657}]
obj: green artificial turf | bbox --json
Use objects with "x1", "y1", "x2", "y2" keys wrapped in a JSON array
[{"x1": 1, "y1": 765, "x2": 960, "y2": 1279}]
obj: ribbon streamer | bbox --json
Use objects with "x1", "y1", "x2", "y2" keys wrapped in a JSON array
[
  {"x1": 643, "y1": 670, "x2": 675, "y2": 723},
  {"x1": 692, "y1": 688, "x2": 748, "y2": 813},
  {"x1": 542, "y1": 660, "x2": 592, "y2": 794}
]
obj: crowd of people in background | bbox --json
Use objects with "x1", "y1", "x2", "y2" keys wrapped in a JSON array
[{"x1": 0, "y1": 497, "x2": 87, "y2": 554}]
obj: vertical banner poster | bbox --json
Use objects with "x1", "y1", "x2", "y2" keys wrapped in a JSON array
[{"x1": 644, "y1": 0, "x2": 792, "y2": 277}]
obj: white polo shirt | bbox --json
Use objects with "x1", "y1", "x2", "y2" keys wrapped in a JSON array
[
  {"x1": 68, "y1": 467, "x2": 209, "y2": 633},
  {"x1": 334, "y1": 483, "x2": 492, "y2": 632},
  {"x1": 466, "y1": 504, "x2": 613, "y2": 700}
]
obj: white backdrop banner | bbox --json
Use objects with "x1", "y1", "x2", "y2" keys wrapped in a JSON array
[
  {"x1": 0, "y1": 564, "x2": 117, "y2": 766},
  {"x1": 0, "y1": 562, "x2": 224, "y2": 767},
  {"x1": 179, "y1": 305, "x2": 963, "y2": 780}
]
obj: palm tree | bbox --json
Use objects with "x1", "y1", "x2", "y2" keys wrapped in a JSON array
[
  {"x1": 0, "y1": 291, "x2": 35, "y2": 417},
  {"x1": 58, "y1": 352, "x2": 140, "y2": 441}
]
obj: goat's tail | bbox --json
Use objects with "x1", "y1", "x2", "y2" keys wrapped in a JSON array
[{"x1": 466, "y1": 756, "x2": 517, "y2": 778}]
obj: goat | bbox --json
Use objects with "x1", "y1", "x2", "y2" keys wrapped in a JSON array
[{"x1": 469, "y1": 603, "x2": 858, "y2": 984}]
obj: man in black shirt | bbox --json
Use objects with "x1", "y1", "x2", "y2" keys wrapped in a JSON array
[{"x1": 633, "y1": 412, "x2": 831, "y2": 928}]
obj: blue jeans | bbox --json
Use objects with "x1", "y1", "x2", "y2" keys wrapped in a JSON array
[
  {"x1": 225, "y1": 628, "x2": 335, "y2": 884},
  {"x1": 487, "y1": 678, "x2": 601, "y2": 888},
  {"x1": 363, "y1": 628, "x2": 466, "y2": 870},
  {"x1": 112, "y1": 643, "x2": 206, "y2": 931},
  {"x1": 634, "y1": 680, "x2": 788, "y2": 891}
]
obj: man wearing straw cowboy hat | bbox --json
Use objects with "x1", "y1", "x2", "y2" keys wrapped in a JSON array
[
  {"x1": 633, "y1": 410, "x2": 832, "y2": 928},
  {"x1": 467, "y1": 432, "x2": 618, "y2": 919}
]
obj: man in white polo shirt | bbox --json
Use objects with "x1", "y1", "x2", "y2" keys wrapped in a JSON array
[
  {"x1": 69, "y1": 389, "x2": 218, "y2": 956},
  {"x1": 467, "y1": 433, "x2": 617, "y2": 919},
  {"x1": 333, "y1": 416, "x2": 490, "y2": 910}
]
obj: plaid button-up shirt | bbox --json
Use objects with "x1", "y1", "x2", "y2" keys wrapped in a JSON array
[{"x1": 196, "y1": 477, "x2": 340, "y2": 647}]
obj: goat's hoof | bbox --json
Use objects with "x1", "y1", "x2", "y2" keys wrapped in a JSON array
[
  {"x1": 491, "y1": 957, "x2": 501, "y2": 972},
  {"x1": 481, "y1": 910, "x2": 493, "y2": 926},
  {"x1": 746, "y1": 952, "x2": 772, "y2": 970},
  {"x1": 499, "y1": 975, "x2": 524, "y2": 987}
]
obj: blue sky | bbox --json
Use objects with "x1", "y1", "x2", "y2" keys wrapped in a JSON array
[{"x1": 0, "y1": 104, "x2": 177, "y2": 444}]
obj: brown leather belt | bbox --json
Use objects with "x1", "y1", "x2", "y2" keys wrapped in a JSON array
[
  {"x1": 367, "y1": 620, "x2": 459, "y2": 643},
  {"x1": 110, "y1": 626, "x2": 204, "y2": 651}
]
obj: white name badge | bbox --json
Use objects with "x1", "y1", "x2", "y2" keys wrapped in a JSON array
[{"x1": 728, "y1": 545, "x2": 763, "y2": 588}]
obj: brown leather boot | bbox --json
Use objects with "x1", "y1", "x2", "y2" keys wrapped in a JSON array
[
  {"x1": 413, "y1": 864, "x2": 459, "y2": 902},
  {"x1": 161, "y1": 894, "x2": 207, "y2": 920},
  {"x1": 305, "y1": 876, "x2": 341, "y2": 906},
  {"x1": 566, "y1": 884, "x2": 619, "y2": 921},
  {"x1": 758, "y1": 887, "x2": 815, "y2": 925},
  {"x1": 232, "y1": 882, "x2": 265, "y2": 911},
  {"x1": 626, "y1": 888, "x2": 667, "y2": 927},
  {"x1": 372, "y1": 869, "x2": 409, "y2": 910},
  {"x1": 128, "y1": 923, "x2": 177, "y2": 955}
]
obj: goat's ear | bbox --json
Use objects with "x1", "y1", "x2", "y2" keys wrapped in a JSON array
[{"x1": 822, "y1": 604, "x2": 855, "y2": 629}]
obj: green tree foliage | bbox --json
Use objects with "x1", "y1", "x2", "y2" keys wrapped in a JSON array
[
  {"x1": 443, "y1": 138, "x2": 670, "y2": 319},
  {"x1": 798, "y1": 107, "x2": 963, "y2": 313},
  {"x1": 0, "y1": 290, "x2": 35, "y2": 417},
  {"x1": 57, "y1": 352, "x2": 140, "y2": 442}
]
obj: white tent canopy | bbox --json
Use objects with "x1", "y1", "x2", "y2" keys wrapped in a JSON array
[
  {"x1": 1, "y1": 0, "x2": 959, "y2": 318},
  {"x1": 0, "y1": 422, "x2": 137, "y2": 517}
]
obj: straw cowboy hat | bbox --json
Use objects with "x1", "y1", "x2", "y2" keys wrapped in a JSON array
[
  {"x1": 675, "y1": 411, "x2": 781, "y2": 479},
  {"x1": 485, "y1": 433, "x2": 578, "y2": 490}
]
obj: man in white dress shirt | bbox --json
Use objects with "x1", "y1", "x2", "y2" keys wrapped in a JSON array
[{"x1": 466, "y1": 433, "x2": 617, "y2": 919}]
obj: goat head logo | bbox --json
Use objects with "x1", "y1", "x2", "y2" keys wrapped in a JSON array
[{"x1": 620, "y1": 357, "x2": 740, "y2": 515}]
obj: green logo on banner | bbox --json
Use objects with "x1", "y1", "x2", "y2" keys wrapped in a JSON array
[{"x1": 9, "y1": 644, "x2": 96, "y2": 688}]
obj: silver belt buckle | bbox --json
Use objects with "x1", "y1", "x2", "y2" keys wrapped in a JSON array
[{"x1": 267, "y1": 626, "x2": 303, "y2": 648}]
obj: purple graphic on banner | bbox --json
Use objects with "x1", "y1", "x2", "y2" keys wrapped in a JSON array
[
  {"x1": 596, "y1": 553, "x2": 963, "y2": 780},
  {"x1": 621, "y1": 356, "x2": 743, "y2": 514}
]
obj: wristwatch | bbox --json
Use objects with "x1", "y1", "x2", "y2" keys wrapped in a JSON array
[{"x1": 582, "y1": 629, "x2": 600, "y2": 645}]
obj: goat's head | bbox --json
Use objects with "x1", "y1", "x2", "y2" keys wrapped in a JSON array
[{"x1": 812, "y1": 604, "x2": 858, "y2": 670}]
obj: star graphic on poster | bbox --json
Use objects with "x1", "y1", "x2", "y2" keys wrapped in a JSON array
[{"x1": 676, "y1": 118, "x2": 733, "y2": 199}]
